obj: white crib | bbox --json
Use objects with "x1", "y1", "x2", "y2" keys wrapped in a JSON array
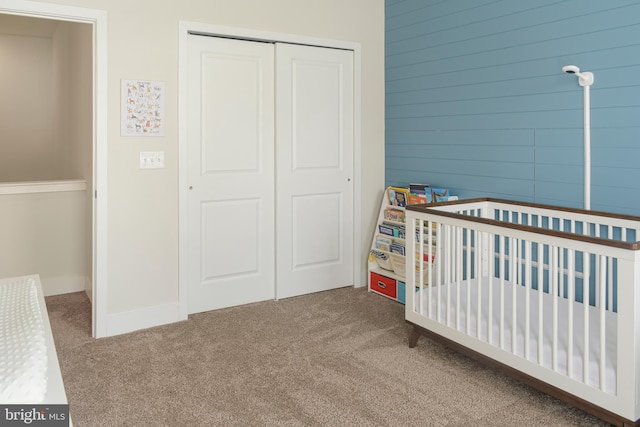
[{"x1": 405, "y1": 199, "x2": 640, "y2": 426}]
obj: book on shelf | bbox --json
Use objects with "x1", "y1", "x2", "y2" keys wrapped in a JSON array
[
  {"x1": 379, "y1": 221, "x2": 406, "y2": 239},
  {"x1": 378, "y1": 223, "x2": 395, "y2": 237},
  {"x1": 408, "y1": 183, "x2": 431, "y2": 205},
  {"x1": 383, "y1": 207, "x2": 405, "y2": 222},
  {"x1": 387, "y1": 186, "x2": 409, "y2": 207},
  {"x1": 375, "y1": 236, "x2": 392, "y2": 252},
  {"x1": 431, "y1": 188, "x2": 449, "y2": 202},
  {"x1": 390, "y1": 241, "x2": 406, "y2": 256}
]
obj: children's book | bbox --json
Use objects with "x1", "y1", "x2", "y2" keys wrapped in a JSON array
[
  {"x1": 383, "y1": 207, "x2": 405, "y2": 223},
  {"x1": 387, "y1": 186, "x2": 409, "y2": 207},
  {"x1": 431, "y1": 188, "x2": 449, "y2": 202},
  {"x1": 375, "y1": 236, "x2": 392, "y2": 252},
  {"x1": 380, "y1": 222, "x2": 406, "y2": 239},
  {"x1": 408, "y1": 183, "x2": 430, "y2": 205},
  {"x1": 390, "y1": 242, "x2": 406, "y2": 256}
]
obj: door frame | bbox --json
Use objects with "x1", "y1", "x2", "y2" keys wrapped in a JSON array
[
  {"x1": 0, "y1": 1, "x2": 108, "y2": 338},
  {"x1": 178, "y1": 22, "x2": 362, "y2": 318}
]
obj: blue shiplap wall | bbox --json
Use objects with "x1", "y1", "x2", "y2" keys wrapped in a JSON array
[{"x1": 385, "y1": 0, "x2": 640, "y2": 214}]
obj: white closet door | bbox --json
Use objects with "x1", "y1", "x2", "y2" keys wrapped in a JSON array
[
  {"x1": 186, "y1": 35, "x2": 275, "y2": 314},
  {"x1": 275, "y1": 43, "x2": 354, "y2": 299}
]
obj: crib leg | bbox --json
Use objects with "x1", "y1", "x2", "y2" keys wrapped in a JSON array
[{"x1": 409, "y1": 325, "x2": 421, "y2": 348}]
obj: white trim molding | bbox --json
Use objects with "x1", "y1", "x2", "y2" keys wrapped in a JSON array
[{"x1": 107, "y1": 303, "x2": 182, "y2": 337}]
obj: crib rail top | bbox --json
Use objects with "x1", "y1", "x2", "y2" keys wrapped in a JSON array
[{"x1": 406, "y1": 197, "x2": 640, "y2": 250}]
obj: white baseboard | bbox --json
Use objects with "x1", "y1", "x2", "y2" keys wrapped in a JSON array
[
  {"x1": 106, "y1": 302, "x2": 183, "y2": 337},
  {"x1": 41, "y1": 275, "x2": 86, "y2": 296},
  {"x1": 85, "y1": 276, "x2": 93, "y2": 303}
]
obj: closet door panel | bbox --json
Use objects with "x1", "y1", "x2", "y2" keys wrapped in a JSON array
[
  {"x1": 292, "y1": 193, "x2": 341, "y2": 267},
  {"x1": 187, "y1": 35, "x2": 275, "y2": 314},
  {"x1": 201, "y1": 53, "x2": 260, "y2": 172},
  {"x1": 292, "y1": 61, "x2": 341, "y2": 169},
  {"x1": 201, "y1": 199, "x2": 259, "y2": 279},
  {"x1": 275, "y1": 43, "x2": 354, "y2": 299}
]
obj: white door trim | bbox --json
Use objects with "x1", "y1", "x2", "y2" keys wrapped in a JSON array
[
  {"x1": 178, "y1": 21, "x2": 362, "y2": 318},
  {"x1": 0, "y1": 1, "x2": 109, "y2": 338}
]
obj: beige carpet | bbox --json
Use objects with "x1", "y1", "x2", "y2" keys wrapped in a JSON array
[{"x1": 46, "y1": 287, "x2": 609, "y2": 426}]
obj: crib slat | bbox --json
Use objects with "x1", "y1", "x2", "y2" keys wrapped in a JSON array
[
  {"x1": 488, "y1": 232, "x2": 494, "y2": 345},
  {"x1": 445, "y1": 225, "x2": 452, "y2": 327},
  {"x1": 516, "y1": 221, "x2": 522, "y2": 287},
  {"x1": 525, "y1": 240, "x2": 531, "y2": 360},
  {"x1": 476, "y1": 231, "x2": 482, "y2": 339},
  {"x1": 607, "y1": 226, "x2": 613, "y2": 311},
  {"x1": 436, "y1": 222, "x2": 442, "y2": 322},
  {"x1": 599, "y1": 255, "x2": 606, "y2": 391},
  {"x1": 456, "y1": 227, "x2": 462, "y2": 330},
  {"x1": 583, "y1": 251, "x2": 590, "y2": 385},
  {"x1": 500, "y1": 235, "x2": 506, "y2": 349},
  {"x1": 594, "y1": 224, "x2": 601, "y2": 308},
  {"x1": 511, "y1": 237, "x2": 517, "y2": 355},
  {"x1": 419, "y1": 219, "x2": 424, "y2": 290},
  {"x1": 427, "y1": 220, "x2": 433, "y2": 318},
  {"x1": 538, "y1": 242, "x2": 544, "y2": 365},
  {"x1": 567, "y1": 249, "x2": 574, "y2": 378},
  {"x1": 466, "y1": 227, "x2": 472, "y2": 334},
  {"x1": 552, "y1": 246, "x2": 558, "y2": 372}
]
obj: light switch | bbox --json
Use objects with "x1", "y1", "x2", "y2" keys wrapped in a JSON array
[{"x1": 140, "y1": 151, "x2": 165, "y2": 169}]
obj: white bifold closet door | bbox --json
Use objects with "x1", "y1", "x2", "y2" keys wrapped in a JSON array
[{"x1": 186, "y1": 35, "x2": 353, "y2": 314}]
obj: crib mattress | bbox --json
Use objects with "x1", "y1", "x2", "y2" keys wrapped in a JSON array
[
  {"x1": 414, "y1": 278, "x2": 617, "y2": 395},
  {"x1": 0, "y1": 275, "x2": 48, "y2": 403}
]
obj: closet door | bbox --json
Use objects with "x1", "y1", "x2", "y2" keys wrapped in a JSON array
[
  {"x1": 186, "y1": 35, "x2": 275, "y2": 314},
  {"x1": 275, "y1": 44, "x2": 354, "y2": 299}
]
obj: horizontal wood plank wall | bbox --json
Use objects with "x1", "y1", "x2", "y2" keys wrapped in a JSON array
[{"x1": 385, "y1": 0, "x2": 640, "y2": 214}]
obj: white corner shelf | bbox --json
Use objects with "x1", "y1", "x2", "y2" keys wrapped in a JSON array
[{"x1": 0, "y1": 179, "x2": 87, "y2": 195}]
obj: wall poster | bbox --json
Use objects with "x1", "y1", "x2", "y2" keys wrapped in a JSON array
[{"x1": 121, "y1": 80, "x2": 165, "y2": 136}]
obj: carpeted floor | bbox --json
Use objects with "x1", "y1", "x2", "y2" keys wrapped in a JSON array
[{"x1": 46, "y1": 287, "x2": 610, "y2": 426}]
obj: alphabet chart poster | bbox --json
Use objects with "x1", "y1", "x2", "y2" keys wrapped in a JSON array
[{"x1": 121, "y1": 80, "x2": 165, "y2": 136}]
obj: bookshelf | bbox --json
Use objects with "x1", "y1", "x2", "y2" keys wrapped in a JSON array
[
  {"x1": 368, "y1": 185, "x2": 453, "y2": 304},
  {"x1": 367, "y1": 186, "x2": 413, "y2": 304}
]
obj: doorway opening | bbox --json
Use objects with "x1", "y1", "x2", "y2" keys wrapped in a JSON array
[{"x1": 0, "y1": 2, "x2": 108, "y2": 337}]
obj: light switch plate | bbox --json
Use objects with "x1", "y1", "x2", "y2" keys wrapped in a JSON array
[{"x1": 140, "y1": 151, "x2": 165, "y2": 169}]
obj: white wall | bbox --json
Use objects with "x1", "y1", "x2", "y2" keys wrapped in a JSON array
[
  {"x1": 0, "y1": 188, "x2": 86, "y2": 296},
  {"x1": 0, "y1": 33, "x2": 55, "y2": 181},
  {"x1": 0, "y1": 19, "x2": 92, "y2": 182},
  {"x1": 30, "y1": 0, "x2": 385, "y2": 328}
]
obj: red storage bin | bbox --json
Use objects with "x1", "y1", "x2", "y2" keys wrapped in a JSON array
[{"x1": 370, "y1": 272, "x2": 397, "y2": 299}]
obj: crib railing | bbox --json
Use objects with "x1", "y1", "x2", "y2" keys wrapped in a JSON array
[{"x1": 405, "y1": 198, "x2": 640, "y2": 421}]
